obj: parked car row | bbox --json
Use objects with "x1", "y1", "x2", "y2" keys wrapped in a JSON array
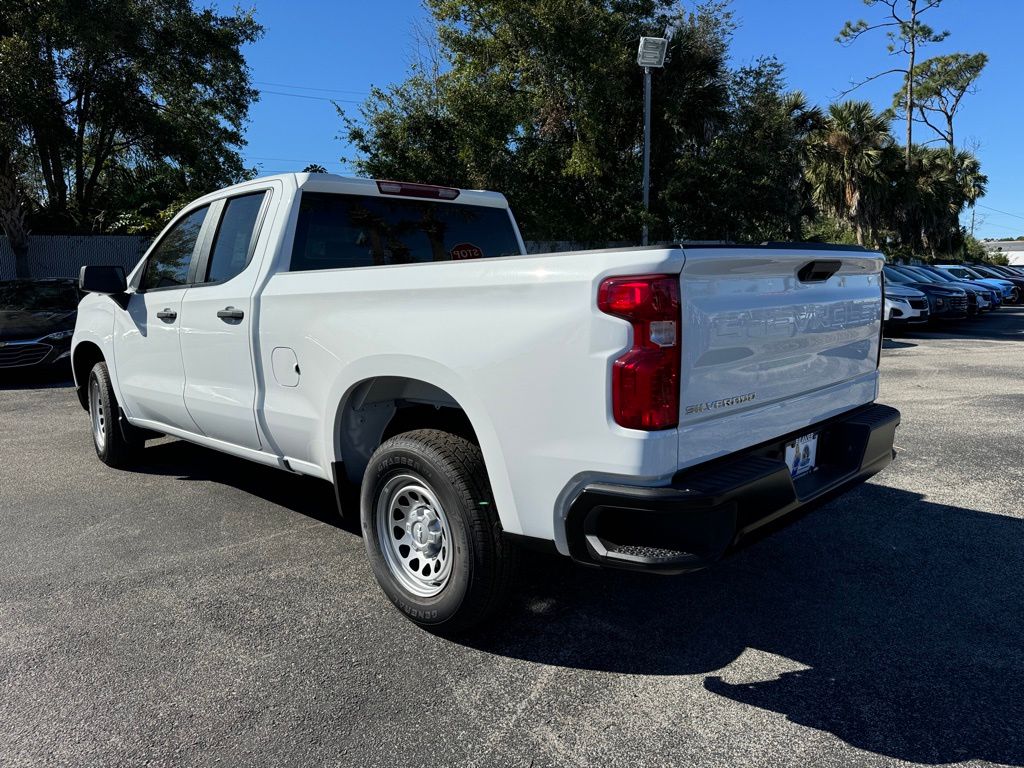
[{"x1": 882, "y1": 261, "x2": 1024, "y2": 330}]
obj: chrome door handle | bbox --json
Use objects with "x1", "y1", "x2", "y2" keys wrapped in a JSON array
[
  {"x1": 156, "y1": 308, "x2": 177, "y2": 322},
  {"x1": 216, "y1": 306, "x2": 245, "y2": 321}
]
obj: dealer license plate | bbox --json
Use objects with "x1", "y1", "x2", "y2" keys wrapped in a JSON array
[{"x1": 785, "y1": 433, "x2": 818, "y2": 480}]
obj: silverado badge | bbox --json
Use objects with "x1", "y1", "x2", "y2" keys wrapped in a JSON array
[{"x1": 685, "y1": 392, "x2": 757, "y2": 415}]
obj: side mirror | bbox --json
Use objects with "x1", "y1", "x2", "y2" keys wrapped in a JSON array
[{"x1": 79, "y1": 265, "x2": 127, "y2": 295}]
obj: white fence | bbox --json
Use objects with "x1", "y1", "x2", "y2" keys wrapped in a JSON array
[{"x1": 0, "y1": 236, "x2": 150, "y2": 281}]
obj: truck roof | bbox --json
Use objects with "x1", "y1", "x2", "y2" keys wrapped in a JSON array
[{"x1": 213, "y1": 173, "x2": 512, "y2": 210}]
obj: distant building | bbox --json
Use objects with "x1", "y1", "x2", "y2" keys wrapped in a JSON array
[{"x1": 983, "y1": 240, "x2": 1024, "y2": 266}]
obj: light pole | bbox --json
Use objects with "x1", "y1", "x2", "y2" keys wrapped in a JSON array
[{"x1": 637, "y1": 36, "x2": 668, "y2": 246}]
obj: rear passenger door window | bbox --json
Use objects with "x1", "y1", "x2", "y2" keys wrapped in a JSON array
[
  {"x1": 141, "y1": 206, "x2": 209, "y2": 290},
  {"x1": 204, "y1": 192, "x2": 268, "y2": 284}
]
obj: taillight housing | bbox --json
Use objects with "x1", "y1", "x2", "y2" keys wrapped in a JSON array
[{"x1": 598, "y1": 274, "x2": 681, "y2": 430}]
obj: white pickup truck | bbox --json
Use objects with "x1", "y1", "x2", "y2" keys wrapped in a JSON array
[{"x1": 73, "y1": 173, "x2": 899, "y2": 633}]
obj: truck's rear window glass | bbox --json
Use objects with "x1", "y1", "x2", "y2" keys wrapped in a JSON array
[{"x1": 289, "y1": 192, "x2": 521, "y2": 272}]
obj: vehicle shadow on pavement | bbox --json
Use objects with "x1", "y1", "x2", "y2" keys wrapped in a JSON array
[
  {"x1": 906, "y1": 306, "x2": 1024, "y2": 342},
  {"x1": 467, "y1": 482, "x2": 1024, "y2": 766},
  {"x1": 881, "y1": 338, "x2": 917, "y2": 350},
  {"x1": 0, "y1": 371, "x2": 73, "y2": 390},
  {"x1": 124, "y1": 439, "x2": 354, "y2": 531}
]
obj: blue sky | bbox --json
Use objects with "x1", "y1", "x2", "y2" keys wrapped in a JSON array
[{"x1": 224, "y1": 0, "x2": 1024, "y2": 239}]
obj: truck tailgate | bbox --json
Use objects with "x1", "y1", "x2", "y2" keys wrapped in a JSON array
[{"x1": 677, "y1": 246, "x2": 883, "y2": 458}]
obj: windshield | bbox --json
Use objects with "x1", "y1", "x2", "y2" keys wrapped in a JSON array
[
  {"x1": 974, "y1": 266, "x2": 1008, "y2": 281},
  {"x1": 0, "y1": 281, "x2": 80, "y2": 311},
  {"x1": 942, "y1": 267, "x2": 973, "y2": 280},
  {"x1": 883, "y1": 267, "x2": 914, "y2": 285},
  {"x1": 920, "y1": 267, "x2": 954, "y2": 283},
  {"x1": 900, "y1": 266, "x2": 936, "y2": 282}
]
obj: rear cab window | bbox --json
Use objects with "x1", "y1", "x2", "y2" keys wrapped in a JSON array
[{"x1": 289, "y1": 193, "x2": 522, "y2": 272}]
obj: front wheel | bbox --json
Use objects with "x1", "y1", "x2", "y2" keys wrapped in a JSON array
[
  {"x1": 88, "y1": 361, "x2": 141, "y2": 468},
  {"x1": 360, "y1": 429, "x2": 518, "y2": 635}
]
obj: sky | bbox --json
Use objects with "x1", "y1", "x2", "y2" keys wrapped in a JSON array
[{"x1": 219, "y1": 0, "x2": 1024, "y2": 240}]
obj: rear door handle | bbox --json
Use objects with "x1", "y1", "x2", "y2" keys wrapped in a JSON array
[
  {"x1": 216, "y1": 306, "x2": 245, "y2": 321},
  {"x1": 156, "y1": 308, "x2": 177, "y2": 322}
]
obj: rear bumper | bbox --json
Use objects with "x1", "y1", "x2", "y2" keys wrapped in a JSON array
[{"x1": 565, "y1": 403, "x2": 900, "y2": 574}]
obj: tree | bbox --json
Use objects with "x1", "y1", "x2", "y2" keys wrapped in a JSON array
[
  {"x1": 662, "y1": 57, "x2": 822, "y2": 241},
  {"x1": 302, "y1": 163, "x2": 329, "y2": 174},
  {"x1": 894, "y1": 52, "x2": 987, "y2": 152},
  {"x1": 0, "y1": 0, "x2": 262, "y2": 275},
  {"x1": 0, "y1": 30, "x2": 38, "y2": 276},
  {"x1": 342, "y1": 0, "x2": 985, "y2": 255},
  {"x1": 838, "y1": 0, "x2": 949, "y2": 171},
  {"x1": 343, "y1": 0, "x2": 735, "y2": 242},
  {"x1": 806, "y1": 101, "x2": 893, "y2": 247},
  {"x1": 873, "y1": 144, "x2": 985, "y2": 258}
]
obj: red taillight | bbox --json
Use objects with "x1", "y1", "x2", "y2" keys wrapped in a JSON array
[
  {"x1": 376, "y1": 180, "x2": 460, "y2": 200},
  {"x1": 598, "y1": 275, "x2": 681, "y2": 430}
]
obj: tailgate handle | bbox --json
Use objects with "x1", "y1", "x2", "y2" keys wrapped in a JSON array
[{"x1": 797, "y1": 260, "x2": 842, "y2": 283}]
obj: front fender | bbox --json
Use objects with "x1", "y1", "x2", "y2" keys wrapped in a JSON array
[{"x1": 71, "y1": 294, "x2": 120, "y2": 400}]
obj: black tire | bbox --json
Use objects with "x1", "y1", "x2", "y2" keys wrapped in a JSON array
[
  {"x1": 87, "y1": 361, "x2": 141, "y2": 468},
  {"x1": 360, "y1": 429, "x2": 518, "y2": 635}
]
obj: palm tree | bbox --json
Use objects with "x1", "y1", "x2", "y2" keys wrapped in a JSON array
[
  {"x1": 906, "y1": 147, "x2": 958, "y2": 257},
  {"x1": 805, "y1": 101, "x2": 893, "y2": 246},
  {"x1": 951, "y1": 150, "x2": 987, "y2": 212},
  {"x1": 775, "y1": 91, "x2": 824, "y2": 239},
  {"x1": 890, "y1": 148, "x2": 987, "y2": 258}
]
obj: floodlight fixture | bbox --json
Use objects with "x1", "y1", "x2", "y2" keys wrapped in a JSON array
[
  {"x1": 637, "y1": 37, "x2": 668, "y2": 68},
  {"x1": 637, "y1": 37, "x2": 668, "y2": 245}
]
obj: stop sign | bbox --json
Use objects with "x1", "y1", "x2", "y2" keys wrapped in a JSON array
[{"x1": 450, "y1": 242, "x2": 483, "y2": 260}]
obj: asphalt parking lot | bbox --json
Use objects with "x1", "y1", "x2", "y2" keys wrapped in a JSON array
[{"x1": 2, "y1": 310, "x2": 1023, "y2": 768}]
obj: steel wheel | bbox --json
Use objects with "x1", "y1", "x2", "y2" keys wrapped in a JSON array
[
  {"x1": 375, "y1": 473, "x2": 454, "y2": 598},
  {"x1": 89, "y1": 375, "x2": 107, "y2": 452},
  {"x1": 361, "y1": 430, "x2": 519, "y2": 633}
]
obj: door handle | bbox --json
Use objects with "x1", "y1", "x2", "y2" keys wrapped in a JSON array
[
  {"x1": 156, "y1": 308, "x2": 177, "y2": 322},
  {"x1": 216, "y1": 306, "x2": 245, "y2": 321}
]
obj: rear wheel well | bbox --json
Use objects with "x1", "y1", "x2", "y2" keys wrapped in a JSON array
[
  {"x1": 337, "y1": 377, "x2": 480, "y2": 484},
  {"x1": 72, "y1": 342, "x2": 105, "y2": 410},
  {"x1": 381, "y1": 404, "x2": 477, "y2": 444}
]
